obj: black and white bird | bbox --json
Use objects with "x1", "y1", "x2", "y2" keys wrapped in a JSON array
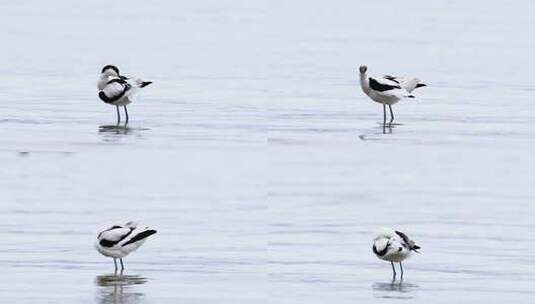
[
  {"x1": 95, "y1": 221, "x2": 157, "y2": 274},
  {"x1": 372, "y1": 228, "x2": 420, "y2": 279},
  {"x1": 359, "y1": 65, "x2": 426, "y2": 124},
  {"x1": 97, "y1": 65, "x2": 152, "y2": 125}
]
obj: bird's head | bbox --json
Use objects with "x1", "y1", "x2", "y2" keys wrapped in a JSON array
[
  {"x1": 101, "y1": 65, "x2": 120, "y2": 77},
  {"x1": 359, "y1": 65, "x2": 367, "y2": 74}
]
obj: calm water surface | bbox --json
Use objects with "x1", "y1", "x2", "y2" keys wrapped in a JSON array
[{"x1": 1, "y1": 0, "x2": 535, "y2": 303}]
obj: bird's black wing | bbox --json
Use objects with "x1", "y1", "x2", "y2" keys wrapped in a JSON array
[
  {"x1": 369, "y1": 77, "x2": 401, "y2": 92},
  {"x1": 122, "y1": 229, "x2": 157, "y2": 247},
  {"x1": 98, "y1": 226, "x2": 134, "y2": 248}
]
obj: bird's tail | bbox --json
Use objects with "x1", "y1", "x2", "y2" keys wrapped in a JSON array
[
  {"x1": 402, "y1": 77, "x2": 425, "y2": 93},
  {"x1": 139, "y1": 81, "x2": 152, "y2": 88},
  {"x1": 128, "y1": 78, "x2": 152, "y2": 89},
  {"x1": 123, "y1": 79, "x2": 152, "y2": 98},
  {"x1": 132, "y1": 78, "x2": 152, "y2": 87},
  {"x1": 122, "y1": 228, "x2": 157, "y2": 246}
]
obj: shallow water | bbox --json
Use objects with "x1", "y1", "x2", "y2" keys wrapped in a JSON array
[{"x1": 1, "y1": 0, "x2": 535, "y2": 303}]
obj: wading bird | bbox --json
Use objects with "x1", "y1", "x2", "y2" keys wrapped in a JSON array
[
  {"x1": 372, "y1": 229, "x2": 420, "y2": 279},
  {"x1": 359, "y1": 65, "x2": 426, "y2": 124},
  {"x1": 95, "y1": 221, "x2": 157, "y2": 274},
  {"x1": 97, "y1": 65, "x2": 152, "y2": 124}
]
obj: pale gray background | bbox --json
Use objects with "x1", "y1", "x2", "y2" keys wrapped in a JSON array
[{"x1": 1, "y1": 0, "x2": 534, "y2": 303}]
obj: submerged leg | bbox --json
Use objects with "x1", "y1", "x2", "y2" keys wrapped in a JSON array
[
  {"x1": 124, "y1": 106, "x2": 129, "y2": 124},
  {"x1": 383, "y1": 104, "x2": 387, "y2": 125},
  {"x1": 116, "y1": 106, "x2": 121, "y2": 125},
  {"x1": 388, "y1": 105, "x2": 394, "y2": 123},
  {"x1": 120, "y1": 258, "x2": 125, "y2": 272},
  {"x1": 399, "y1": 262, "x2": 404, "y2": 280},
  {"x1": 113, "y1": 258, "x2": 118, "y2": 273},
  {"x1": 391, "y1": 261, "x2": 397, "y2": 279}
]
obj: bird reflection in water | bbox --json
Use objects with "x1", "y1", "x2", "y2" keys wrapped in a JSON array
[
  {"x1": 99, "y1": 125, "x2": 132, "y2": 135},
  {"x1": 372, "y1": 279, "x2": 418, "y2": 300},
  {"x1": 95, "y1": 274, "x2": 148, "y2": 304},
  {"x1": 98, "y1": 125, "x2": 150, "y2": 143},
  {"x1": 381, "y1": 122, "x2": 405, "y2": 134},
  {"x1": 382, "y1": 123, "x2": 393, "y2": 134},
  {"x1": 358, "y1": 123, "x2": 403, "y2": 140}
]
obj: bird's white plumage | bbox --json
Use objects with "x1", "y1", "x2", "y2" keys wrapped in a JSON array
[
  {"x1": 98, "y1": 226, "x2": 131, "y2": 243},
  {"x1": 95, "y1": 222, "x2": 157, "y2": 259},
  {"x1": 99, "y1": 77, "x2": 151, "y2": 106},
  {"x1": 97, "y1": 66, "x2": 120, "y2": 90},
  {"x1": 124, "y1": 78, "x2": 150, "y2": 98},
  {"x1": 359, "y1": 67, "x2": 425, "y2": 103},
  {"x1": 97, "y1": 66, "x2": 151, "y2": 107},
  {"x1": 361, "y1": 75, "x2": 408, "y2": 106},
  {"x1": 373, "y1": 76, "x2": 400, "y2": 87},
  {"x1": 97, "y1": 75, "x2": 109, "y2": 91},
  {"x1": 101, "y1": 80, "x2": 130, "y2": 104},
  {"x1": 383, "y1": 75, "x2": 423, "y2": 93},
  {"x1": 358, "y1": 65, "x2": 425, "y2": 123},
  {"x1": 372, "y1": 228, "x2": 419, "y2": 263}
]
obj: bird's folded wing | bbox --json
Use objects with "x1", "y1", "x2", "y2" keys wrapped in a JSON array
[
  {"x1": 386, "y1": 238, "x2": 404, "y2": 254},
  {"x1": 98, "y1": 227, "x2": 132, "y2": 242},
  {"x1": 369, "y1": 77, "x2": 401, "y2": 92},
  {"x1": 394, "y1": 230, "x2": 411, "y2": 246},
  {"x1": 383, "y1": 75, "x2": 422, "y2": 93},
  {"x1": 382, "y1": 75, "x2": 401, "y2": 83},
  {"x1": 102, "y1": 82, "x2": 128, "y2": 100},
  {"x1": 373, "y1": 238, "x2": 390, "y2": 252},
  {"x1": 122, "y1": 228, "x2": 157, "y2": 246}
]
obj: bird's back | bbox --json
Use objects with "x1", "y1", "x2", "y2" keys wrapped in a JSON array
[
  {"x1": 96, "y1": 223, "x2": 157, "y2": 258},
  {"x1": 372, "y1": 229, "x2": 413, "y2": 262},
  {"x1": 98, "y1": 78, "x2": 130, "y2": 104},
  {"x1": 383, "y1": 75, "x2": 426, "y2": 93},
  {"x1": 120, "y1": 227, "x2": 157, "y2": 254},
  {"x1": 365, "y1": 77, "x2": 404, "y2": 104},
  {"x1": 120, "y1": 77, "x2": 152, "y2": 100}
]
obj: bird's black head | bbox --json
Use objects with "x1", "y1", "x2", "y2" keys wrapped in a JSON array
[
  {"x1": 359, "y1": 65, "x2": 367, "y2": 73},
  {"x1": 101, "y1": 65, "x2": 120, "y2": 76}
]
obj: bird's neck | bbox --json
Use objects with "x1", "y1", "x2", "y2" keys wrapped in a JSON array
[{"x1": 359, "y1": 73, "x2": 370, "y2": 94}]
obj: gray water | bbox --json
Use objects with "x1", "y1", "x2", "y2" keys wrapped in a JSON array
[{"x1": 1, "y1": 0, "x2": 535, "y2": 303}]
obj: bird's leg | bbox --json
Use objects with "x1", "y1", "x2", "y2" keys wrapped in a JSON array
[
  {"x1": 120, "y1": 258, "x2": 125, "y2": 274},
  {"x1": 388, "y1": 105, "x2": 394, "y2": 123},
  {"x1": 383, "y1": 104, "x2": 387, "y2": 125},
  {"x1": 124, "y1": 106, "x2": 129, "y2": 125},
  {"x1": 399, "y1": 262, "x2": 404, "y2": 280},
  {"x1": 391, "y1": 261, "x2": 397, "y2": 279},
  {"x1": 116, "y1": 106, "x2": 121, "y2": 125},
  {"x1": 113, "y1": 258, "x2": 118, "y2": 274}
]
